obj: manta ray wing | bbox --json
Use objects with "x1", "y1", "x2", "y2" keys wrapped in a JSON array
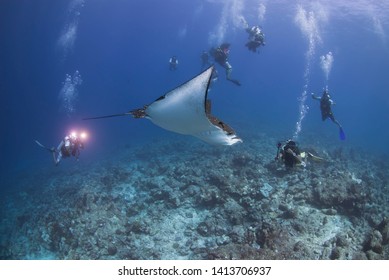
[{"x1": 145, "y1": 66, "x2": 242, "y2": 145}]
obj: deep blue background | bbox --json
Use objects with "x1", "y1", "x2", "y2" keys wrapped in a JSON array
[{"x1": 1, "y1": 0, "x2": 389, "y2": 185}]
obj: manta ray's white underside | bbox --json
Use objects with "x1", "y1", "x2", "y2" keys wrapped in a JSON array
[{"x1": 145, "y1": 66, "x2": 242, "y2": 145}]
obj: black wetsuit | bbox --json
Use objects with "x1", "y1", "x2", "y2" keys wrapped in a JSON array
[
  {"x1": 169, "y1": 57, "x2": 178, "y2": 70},
  {"x1": 213, "y1": 48, "x2": 229, "y2": 69},
  {"x1": 210, "y1": 45, "x2": 240, "y2": 86},
  {"x1": 282, "y1": 141, "x2": 300, "y2": 168},
  {"x1": 245, "y1": 27, "x2": 265, "y2": 52},
  {"x1": 60, "y1": 140, "x2": 83, "y2": 158},
  {"x1": 320, "y1": 96, "x2": 335, "y2": 122}
]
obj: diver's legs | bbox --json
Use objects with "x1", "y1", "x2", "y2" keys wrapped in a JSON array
[
  {"x1": 225, "y1": 63, "x2": 241, "y2": 86},
  {"x1": 52, "y1": 150, "x2": 62, "y2": 166},
  {"x1": 329, "y1": 114, "x2": 342, "y2": 128},
  {"x1": 226, "y1": 67, "x2": 232, "y2": 79},
  {"x1": 51, "y1": 149, "x2": 57, "y2": 165}
]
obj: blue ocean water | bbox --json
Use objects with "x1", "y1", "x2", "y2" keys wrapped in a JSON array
[
  {"x1": 1, "y1": 0, "x2": 388, "y2": 178},
  {"x1": 1, "y1": 0, "x2": 389, "y2": 259}
]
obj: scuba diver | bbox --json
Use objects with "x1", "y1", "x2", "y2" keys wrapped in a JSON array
[
  {"x1": 245, "y1": 25, "x2": 265, "y2": 52},
  {"x1": 35, "y1": 131, "x2": 87, "y2": 166},
  {"x1": 311, "y1": 89, "x2": 345, "y2": 140},
  {"x1": 275, "y1": 139, "x2": 323, "y2": 169},
  {"x1": 209, "y1": 43, "x2": 241, "y2": 86},
  {"x1": 169, "y1": 56, "x2": 178, "y2": 70}
]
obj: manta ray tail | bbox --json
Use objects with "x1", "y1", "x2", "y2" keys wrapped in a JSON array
[{"x1": 82, "y1": 112, "x2": 133, "y2": 120}]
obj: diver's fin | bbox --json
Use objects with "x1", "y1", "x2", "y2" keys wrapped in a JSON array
[
  {"x1": 35, "y1": 140, "x2": 46, "y2": 148},
  {"x1": 228, "y1": 78, "x2": 241, "y2": 86},
  {"x1": 307, "y1": 152, "x2": 324, "y2": 161},
  {"x1": 35, "y1": 140, "x2": 54, "y2": 152},
  {"x1": 339, "y1": 127, "x2": 346, "y2": 141}
]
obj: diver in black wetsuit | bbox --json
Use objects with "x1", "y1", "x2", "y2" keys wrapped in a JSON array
[
  {"x1": 52, "y1": 132, "x2": 86, "y2": 165},
  {"x1": 210, "y1": 43, "x2": 241, "y2": 86},
  {"x1": 275, "y1": 139, "x2": 323, "y2": 169},
  {"x1": 169, "y1": 56, "x2": 178, "y2": 70},
  {"x1": 35, "y1": 131, "x2": 87, "y2": 166},
  {"x1": 276, "y1": 140, "x2": 305, "y2": 168},
  {"x1": 312, "y1": 89, "x2": 345, "y2": 140},
  {"x1": 311, "y1": 90, "x2": 342, "y2": 128},
  {"x1": 245, "y1": 25, "x2": 265, "y2": 52}
]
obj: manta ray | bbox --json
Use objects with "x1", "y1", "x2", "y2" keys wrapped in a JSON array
[{"x1": 84, "y1": 66, "x2": 242, "y2": 145}]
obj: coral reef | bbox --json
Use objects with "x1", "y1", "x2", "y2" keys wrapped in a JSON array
[{"x1": 1, "y1": 134, "x2": 389, "y2": 260}]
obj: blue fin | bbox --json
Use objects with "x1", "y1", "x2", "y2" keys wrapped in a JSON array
[{"x1": 339, "y1": 127, "x2": 346, "y2": 141}]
